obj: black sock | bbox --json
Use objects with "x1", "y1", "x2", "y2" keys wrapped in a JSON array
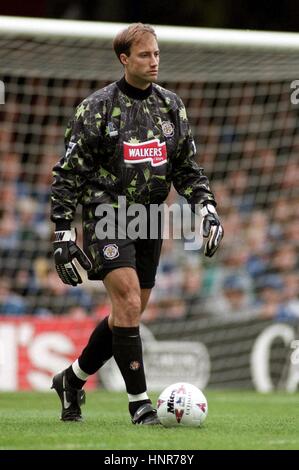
[
  {"x1": 65, "y1": 365, "x2": 86, "y2": 389},
  {"x1": 77, "y1": 316, "x2": 113, "y2": 375},
  {"x1": 112, "y1": 326, "x2": 147, "y2": 395},
  {"x1": 129, "y1": 399, "x2": 151, "y2": 417}
]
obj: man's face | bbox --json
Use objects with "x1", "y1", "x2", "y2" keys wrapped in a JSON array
[{"x1": 121, "y1": 32, "x2": 160, "y2": 89}]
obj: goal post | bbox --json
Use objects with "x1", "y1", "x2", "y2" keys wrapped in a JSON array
[
  {"x1": 1, "y1": 15, "x2": 299, "y2": 81},
  {"x1": 2, "y1": 15, "x2": 299, "y2": 46},
  {"x1": 0, "y1": 17, "x2": 298, "y2": 390}
]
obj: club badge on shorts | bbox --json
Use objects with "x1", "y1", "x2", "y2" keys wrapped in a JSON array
[
  {"x1": 103, "y1": 244, "x2": 119, "y2": 260},
  {"x1": 162, "y1": 121, "x2": 174, "y2": 138}
]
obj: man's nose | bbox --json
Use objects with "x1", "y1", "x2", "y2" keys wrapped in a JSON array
[{"x1": 150, "y1": 55, "x2": 159, "y2": 66}]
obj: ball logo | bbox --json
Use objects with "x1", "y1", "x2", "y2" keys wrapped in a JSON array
[
  {"x1": 103, "y1": 244, "x2": 119, "y2": 260},
  {"x1": 157, "y1": 382, "x2": 208, "y2": 428},
  {"x1": 167, "y1": 390, "x2": 175, "y2": 414},
  {"x1": 157, "y1": 399, "x2": 165, "y2": 408},
  {"x1": 175, "y1": 409, "x2": 184, "y2": 423},
  {"x1": 176, "y1": 384, "x2": 187, "y2": 394},
  {"x1": 197, "y1": 403, "x2": 207, "y2": 413}
]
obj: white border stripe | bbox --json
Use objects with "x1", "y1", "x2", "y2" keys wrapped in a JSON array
[{"x1": 1, "y1": 16, "x2": 299, "y2": 50}]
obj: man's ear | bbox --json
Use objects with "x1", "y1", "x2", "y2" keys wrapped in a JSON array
[{"x1": 120, "y1": 53, "x2": 128, "y2": 66}]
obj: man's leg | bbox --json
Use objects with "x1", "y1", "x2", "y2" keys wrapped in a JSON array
[
  {"x1": 141, "y1": 288, "x2": 152, "y2": 313},
  {"x1": 51, "y1": 281, "x2": 153, "y2": 422},
  {"x1": 104, "y1": 268, "x2": 159, "y2": 424},
  {"x1": 52, "y1": 317, "x2": 113, "y2": 421},
  {"x1": 51, "y1": 305, "x2": 115, "y2": 421},
  {"x1": 65, "y1": 314, "x2": 113, "y2": 389},
  {"x1": 66, "y1": 287, "x2": 152, "y2": 389}
]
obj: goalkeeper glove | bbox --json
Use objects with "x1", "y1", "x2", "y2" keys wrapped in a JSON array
[
  {"x1": 53, "y1": 228, "x2": 92, "y2": 286},
  {"x1": 200, "y1": 203, "x2": 224, "y2": 257}
]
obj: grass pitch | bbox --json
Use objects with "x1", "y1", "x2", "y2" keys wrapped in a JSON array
[{"x1": 0, "y1": 390, "x2": 298, "y2": 450}]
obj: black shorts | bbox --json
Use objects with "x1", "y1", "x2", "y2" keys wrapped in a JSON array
[{"x1": 82, "y1": 205, "x2": 163, "y2": 289}]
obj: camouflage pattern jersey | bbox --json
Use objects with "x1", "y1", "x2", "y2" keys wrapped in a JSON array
[{"x1": 51, "y1": 77, "x2": 216, "y2": 226}]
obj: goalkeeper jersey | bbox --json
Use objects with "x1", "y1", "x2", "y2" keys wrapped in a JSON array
[{"x1": 51, "y1": 77, "x2": 216, "y2": 226}]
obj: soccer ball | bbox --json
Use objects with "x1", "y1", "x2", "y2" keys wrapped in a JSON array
[{"x1": 157, "y1": 382, "x2": 208, "y2": 427}]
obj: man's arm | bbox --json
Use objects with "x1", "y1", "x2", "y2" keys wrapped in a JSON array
[
  {"x1": 51, "y1": 100, "x2": 99, "y2": 284},
  {"x1": 51, "y1": 100, "x2": 99, "y2": 228},
  {"x1": 171, "y1": 101, "x2": 215, "y2": 207},
  {"x1": 171, "y1": 100, "x2": 223, "y2": 256}
]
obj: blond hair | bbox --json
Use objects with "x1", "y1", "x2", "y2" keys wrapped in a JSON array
[{"x1": 113, "y1": 23, "x2": 157, "y2": 62}]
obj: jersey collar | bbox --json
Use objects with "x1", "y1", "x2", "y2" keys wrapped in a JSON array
[{"x1": 117, "y1": 77, "x2": 153, "y2": 100}]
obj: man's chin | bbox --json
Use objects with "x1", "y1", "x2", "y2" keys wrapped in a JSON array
[{"x1": 147, "y1": 74, "x2": 158, "y2": 83}]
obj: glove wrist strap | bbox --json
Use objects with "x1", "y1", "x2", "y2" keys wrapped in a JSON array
[
  {"x1": 54, "y1": 227, "x2": 76, "y2": 242},
  {"x1": 200, "y1": 204, "x2": 217, "y2": 217}
]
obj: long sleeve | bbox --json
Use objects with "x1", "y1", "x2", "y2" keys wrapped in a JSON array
[
  {"x1": 51, "y1": 100, "x2": 100, "y2": 225},
  {"x1": 171, "y1": 101, "x2": 216, "y2": 208}
]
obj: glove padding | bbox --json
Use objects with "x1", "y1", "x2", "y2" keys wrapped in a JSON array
[
  {"x1": 53, "y1": 228, "x2": 92, "y2": 286},
  {"x1": 200, "y1": 204, "x2": 224, "y2": 257}
]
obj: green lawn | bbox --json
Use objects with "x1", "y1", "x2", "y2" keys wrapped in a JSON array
[{"x1": 0, "y1": 390, "x2": 298, "y2": 450}]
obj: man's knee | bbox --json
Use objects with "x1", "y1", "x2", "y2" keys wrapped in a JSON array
[
  {"x1": 104, "y1": 268, "x2": 142, "y2": 325},
  {"x1": 111, "y1": 285, "x2": 142, "y2": 325},
  {"x1": 122, "y1": 291, "x2": 142, "y2": 316}
]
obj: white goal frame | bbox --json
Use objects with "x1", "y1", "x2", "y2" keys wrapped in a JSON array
[{"x1": 1, "y1": 15, "x2": 299, "y2": 49}]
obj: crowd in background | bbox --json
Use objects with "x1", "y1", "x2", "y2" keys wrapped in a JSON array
[{"x1": 0, "y1": 77, "x2": 298, "y2": 323}]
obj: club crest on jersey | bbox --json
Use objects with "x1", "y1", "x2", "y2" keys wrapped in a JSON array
[
  {"x1": 162, "y1": 121, "x2": 174, "y2": 137},
  {"x1": 103, "y1": 244, "x2": 119, "y2": 260},
  {"x1": 123, "y1": 138, "x2": 167, "y2": 167}
]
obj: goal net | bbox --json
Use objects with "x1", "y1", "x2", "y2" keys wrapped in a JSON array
[{"x1": 0, "y1": 17, "x2": 298, "y2": 390}]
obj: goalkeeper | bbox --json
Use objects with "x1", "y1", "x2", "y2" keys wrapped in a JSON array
[{"x1": 51, "y1": 23, "x2": 223, "y2": 425}]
